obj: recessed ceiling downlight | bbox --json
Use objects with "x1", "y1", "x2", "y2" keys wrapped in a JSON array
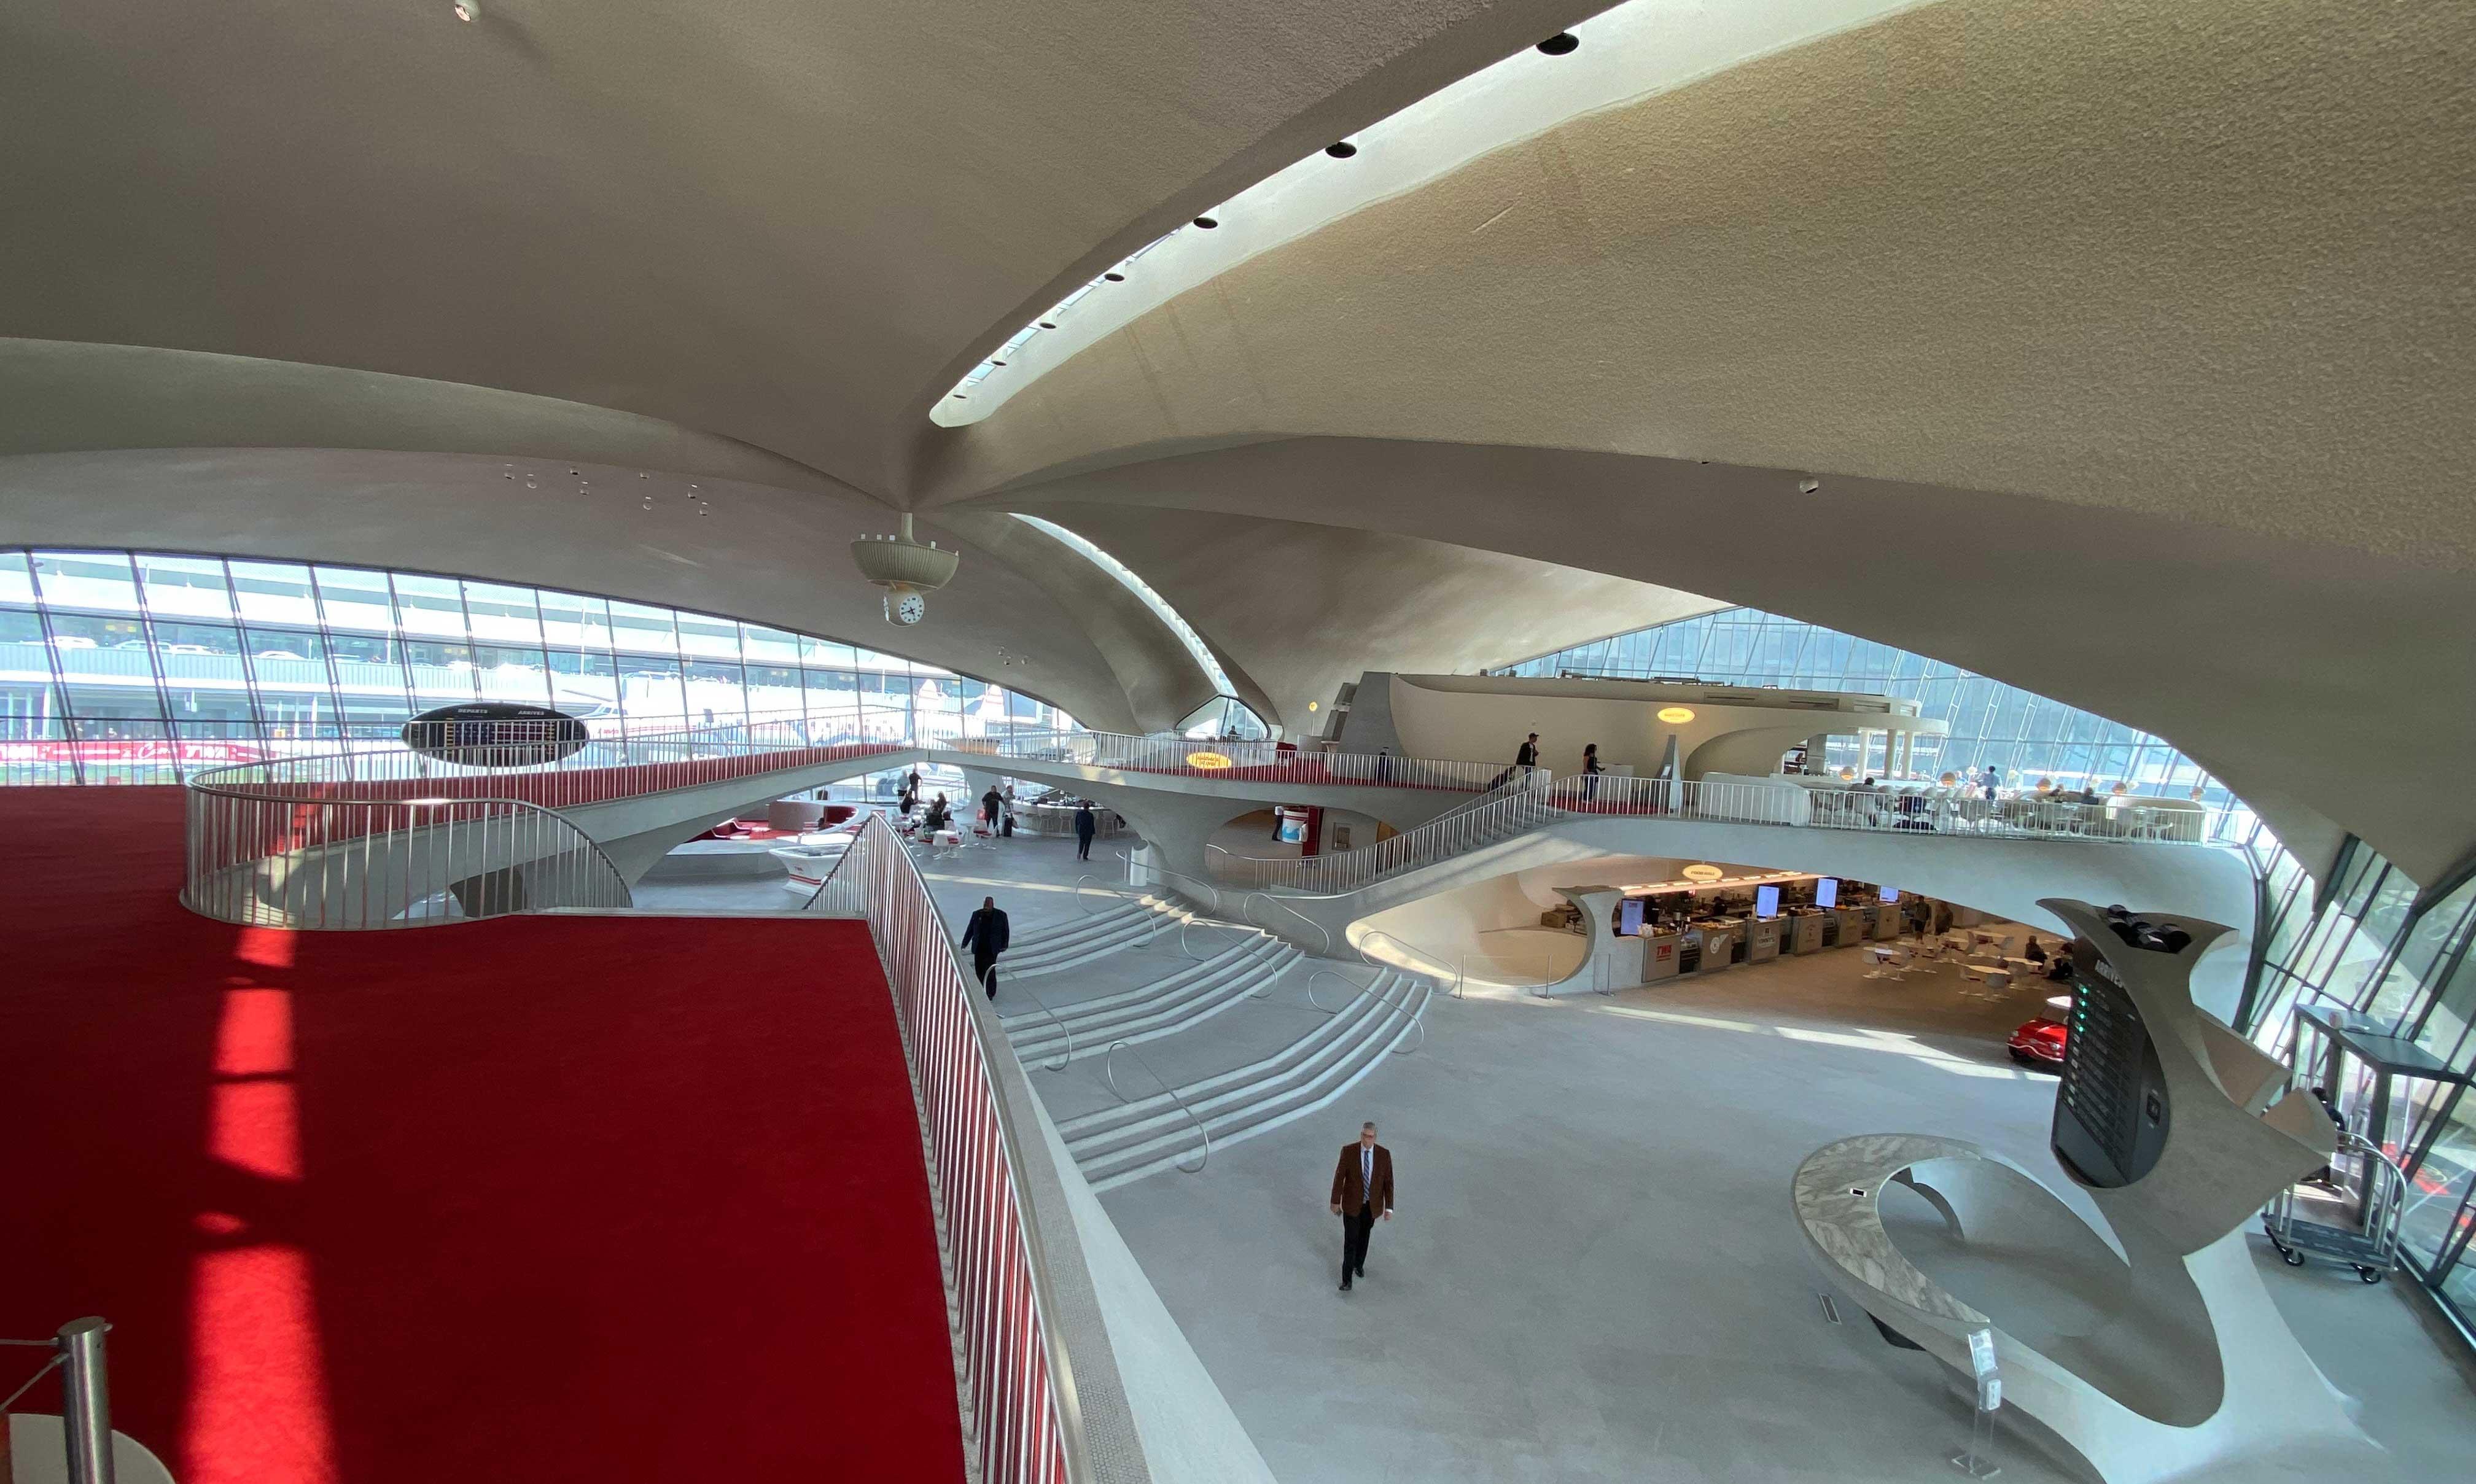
[
  {"x1": 452, "y1": 0, "x2": 479, "y2": 20},
  {"x1": 1194, "y1": 216, "x2": 1219, "y2": 229},
  {"x1": 1536, "y1": 33, "x2": 1579, "y2": 55},
  {"x1": 1325, "y1": 142, "x2": 1357, "y2": 158},
  {"x1": 1103, "y1": 271, "x2": 1126, "y2": 282}
]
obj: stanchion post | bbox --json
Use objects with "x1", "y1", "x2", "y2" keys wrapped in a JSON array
[{"x1": 57, "y1": 1316, "x2": 115, "y2": 1484}]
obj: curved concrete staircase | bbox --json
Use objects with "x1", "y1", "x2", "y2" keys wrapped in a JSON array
[
  {"x1": 1003, "y1": 932, "x2": 1298, "y2": 1066},
  {"x1": 1057, "y1": 969, "x2": 1433, "y2": 1192},
  {"x1": 1005, "y1": 893, "x2": 1191, "y2": 977}
]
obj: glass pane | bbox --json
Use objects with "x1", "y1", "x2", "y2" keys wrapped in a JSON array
[
  {"x1": 674, "y1": 610, "x2": 741, "y2": 659},
  {"x1": 538, "y1": 591, "x2": 614, "y2": 650},
  {"x1": 136, "y1": 554, "x2": 235, "y2": 619},
  {"x1": 402, "y1": 640, "x2": 478, "y2": 702},
  {"x1": 801, "y1": 634, "x2": 857, "y2": 666},
  {"x1": 229, "y1": 560, "x2": 321, "y2": 626},
  {"x1": 609, "y1": 600, "x2": 677, "y2": 656},
  {"x1": 315, "y1": 567, "x2": 397, "y2": 633},
  {"x1": 682, "y1": 661, "x2": 746, "y2": 725},
  {"x1": 617, "y1": 656, "x2": 685, "y2": 721},
  {"x1": 45, "y1": 614, "x2": 159, "y2": 717},
  {"x1": 462, "y1": 581, "x2": 543, "y2": 644},
  {"x1": 742, "y1": 624, "x2": 800, "y2": 664},
  {"x1": 475, "y1": 645, "x2": 551, "y2": 705},
  {"x1": 0, "y1": 552, "x2": 33, "y2": 605},
  {"x1": 547, "y1": 649, "x2": 621, "y2": 721},
  {"x1": 746, "y1": 663, "x2": 803, "y2": 719},
  {"x1": 391, "y1": 573, "x2": 468, "y2": 639},
  {"x1": 31, "y1": 551, "x2": 142, "y2": 613}
]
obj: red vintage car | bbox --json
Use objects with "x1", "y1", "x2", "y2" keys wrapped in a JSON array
[{"x1": 2009, "y1": 1016, "x2": 2068, "y2": 1069}]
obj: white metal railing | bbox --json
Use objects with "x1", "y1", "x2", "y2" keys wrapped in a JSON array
[
  {"x1": 1228, "y1": 770, "x2": 2226, "y2": 899},
  {"x1": 1216, "y1": 771, "x2": 1560, "y2": 895},
  {"x1": 799, "y1": 815, "x2": 1089, "y2": 1483},
  {"x1": 1304, "y1": 968, "x2": 1429, "y2": 1054},
  {"x1": 182, "y1": 790, "x2": 632, "y2": 928},
  {"x1": 185, "y1": 718, "x2": 913, "y2": 813},
  {"x1": 956, "y1": 729, "x2": 1507, "y2": 791},
  {"x1": 1240, "y1": 891, "x2": 1333, "y2": 957}
]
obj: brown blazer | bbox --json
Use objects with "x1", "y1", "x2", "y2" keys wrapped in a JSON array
[{"x1": 1330, "y1": 1141, "x2": 1395, "y2": 1214}]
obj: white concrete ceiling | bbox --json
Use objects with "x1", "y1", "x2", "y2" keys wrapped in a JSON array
[{"x1": 2, "y1": 0, "x2": 2470, "y2": 882}]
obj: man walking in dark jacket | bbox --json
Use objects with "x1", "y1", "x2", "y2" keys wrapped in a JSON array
[
  {"x1": 961, "y1": 896, "x2": 1010, "y2": 999},
  {"x1": 1073, "y1": 801, "x2": 1097, "y2": 860},
  {"x1": 1328, "y1": 1121, "x2": 1396, "y2": 1292}
]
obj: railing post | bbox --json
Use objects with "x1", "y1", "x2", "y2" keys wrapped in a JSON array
[{"x1": 57, "y1": 1316, "x2": 115, "y2": 1484}]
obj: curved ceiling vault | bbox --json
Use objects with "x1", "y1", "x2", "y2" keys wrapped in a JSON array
[{"x1": 916, "y1": 0, "x2": 2476, "y2": 884}]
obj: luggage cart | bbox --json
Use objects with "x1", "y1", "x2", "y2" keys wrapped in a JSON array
[{"x1": 2262, "y1": 1129, "x2": 2408, "y2": 1283}]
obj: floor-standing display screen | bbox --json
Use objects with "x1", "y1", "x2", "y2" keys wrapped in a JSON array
[
  {"x1": 2052, "y1": 958, "x2": 2171, "y2": 1187},
  {"x1": 1619, "y1": 898, "x2": 1645, "y2": 936},
  {"x1": 1816, "y1": 877, "x2": 1839, "y2": 908},
  {"x1": 1756, "y1": 885, "x2": 1780, "y2": 918}
]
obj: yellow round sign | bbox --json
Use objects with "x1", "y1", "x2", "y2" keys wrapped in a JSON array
[
  {"x1": 1658, "y1": 706, "x2": 1697, "y2": 725},
  {"x1": 1186, "y1": 751, "x2": 1234, "y2": 771},
  {"x1": 1681, "y1": 863, "x2": 1725, "y2": 883}
]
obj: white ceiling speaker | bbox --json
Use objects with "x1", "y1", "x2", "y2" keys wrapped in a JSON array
[{"x1": 851, "y1": 512, "x2": 959, "y2": 627}]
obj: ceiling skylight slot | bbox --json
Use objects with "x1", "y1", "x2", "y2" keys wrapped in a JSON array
[{"x1": 1011, "y1": 515, "x2": 1234, "y2": 696}]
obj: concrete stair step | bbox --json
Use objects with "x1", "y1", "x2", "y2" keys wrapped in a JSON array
[
  {"x1": 1008, "y1": 941, "x2": 1297, "y2": 1062},
  {"x1": 1057, "y1": 973, "x2": 1406, "y2": 1148},
  {"x1": 990, "y1": 941, "x2": 1248, "y2": 1035},
  {"x1": 1005, "y1": 896, "x2": 1189, "y2": 977},
  {"x1": 1075, "y1": 979, "x2": 1431, "y2": 1191}
]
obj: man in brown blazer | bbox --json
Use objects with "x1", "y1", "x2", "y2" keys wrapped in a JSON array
[{"x1": 1328, "y1": 1121, "x2": 1395, "y2": 1292}]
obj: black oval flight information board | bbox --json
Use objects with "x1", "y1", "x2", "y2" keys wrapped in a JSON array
[{"x1": 402, "y1": 703, "x2": 590, "y2": 766}]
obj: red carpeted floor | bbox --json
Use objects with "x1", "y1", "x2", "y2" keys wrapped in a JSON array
[{"x1": 0, "y1": 787, "x2": 964, "y2": 1483}]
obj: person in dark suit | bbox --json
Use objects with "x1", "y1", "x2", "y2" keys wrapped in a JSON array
[
  {"x1": 1328, "y1": 1121, "x2": 1395, "y2": 1292},
  {"x1": 1073, "y1": 801, "x2": 1097, "y2": 860},
  {"x1": 1516, "y1": 732, "x2": 1540, "y2": 772},
  {"x1": 960, "y1": 896, "x2": 1010, "y2": 999}
]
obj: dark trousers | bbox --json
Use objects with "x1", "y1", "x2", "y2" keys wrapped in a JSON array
[
  {"x1": 1076, "y1": 832, "x2": 1094, "y2": 860},
  {"x1": 974, "y1": 954, "x2": 999, "y2": 998},
  {"x1": 1340, "y1": 1202, "x2": 1376, "y2": 1279}
]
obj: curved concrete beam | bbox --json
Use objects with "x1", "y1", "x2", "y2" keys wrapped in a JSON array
[
  {"x1": 0, "y1": 448, "x2": 1142, "y2": 733},
  {"x1": 1010, "y1": 500, "x2": 1724, "y2": 732}
]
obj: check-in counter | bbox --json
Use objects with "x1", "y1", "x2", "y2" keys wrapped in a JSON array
[
  {"x1": 1867, "y1": 903, "x2": 1901, "y2": 940},
  {"x1": 1743, "y1": 918, "x2": 1783, "y2": 963},
  {"x1": 1832, "y1": 907, "x2": 1869, "y2": 949},
  {"x1": 1640, "y1": 929, "x2": 1683, "y2": 982},
  {"x1": 1787, "y1": 911, "x2": 1827, "y2": 955},
  {"x1": 1694, "y1": 921, "x2": 1738, "y2": 974},
  {"x1": 1707, "y1": 915, "x2": 1749, "y2": 965}
]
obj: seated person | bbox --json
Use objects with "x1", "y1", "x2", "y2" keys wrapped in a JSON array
[
  {"x1": 922, "y1": 793, "x2": 951, "y2": 831},
  {"x1": 2023, "y1": 938, "x2": 2047, "y2": 963}
]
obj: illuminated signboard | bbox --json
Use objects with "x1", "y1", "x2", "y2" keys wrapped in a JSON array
[
  {"x1": 1185, "y1": 751, "x2": 1234, "y2": 771},
  {"x1": 1657, "y1": 706, "x2": 1696, "y2": 724},
  {"x1": 1681, "y1": 863, "x2": 1724, "y2": 883}
]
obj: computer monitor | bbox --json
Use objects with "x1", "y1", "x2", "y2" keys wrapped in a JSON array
[
  {"x1": 1619, "y1": 898, "x2": 1645, "y2": 936},
  {"x1": 1815, "y1": 877, "x2": 1839, "y2": 908},
  {"x1": 1880, "y1": 885, "x2": 1901, "y2": 904},
  {"x1": 1756, "y1": 884, "x2": 1780, "y2": 919}
]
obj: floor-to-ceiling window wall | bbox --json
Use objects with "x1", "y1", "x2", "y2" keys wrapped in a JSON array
[
  {"x1": 2222, "y1": 818, "x2": 2476, "y2": 1340},
  {"x1": 1496, "y1": 607, "x2": 2228, "y2": 807},
  {"x1": 0, "y1": 548, "x2": 1078, "y2": 783}
]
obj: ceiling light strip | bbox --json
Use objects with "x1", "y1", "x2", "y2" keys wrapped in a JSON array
[{"x1": 932, "y1": 0, "x2": 1924, "y2": 427}]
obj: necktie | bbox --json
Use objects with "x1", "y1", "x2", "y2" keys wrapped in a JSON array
[{"x1": 1361, "y1": 1147, "x2": 1372, "y2": 1202}]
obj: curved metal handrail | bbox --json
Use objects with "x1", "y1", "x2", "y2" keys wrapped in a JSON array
[
  {"x1": 1102, "y1": 1039, "x2": 1210, "y2": 1175},
  {"x1": 182, "y1": 786, "x2": 636, "y2": 928},
  {"x1": 1357, "y1": 928, "x2": 1466, "y2": 1000},
  {"x1": 1305, "y1": 968, "x2": 1428, "y2": 1054},
  {"x1": 1114, "y1": 849, "x2": 1223, "y2": 916},
  {"x1": 1178, "y1": 914, "x2": 1256, "y2": 968},
  {"x1": 1071, "y1": 871, "x2": 1133, "y2": 917},
  {"x1": 1241, "y1": 890, "x2": 1334, "y2": 957},
  {"x1": 1008, "y1": 978, "x2": 1078, "y2": 1073}
]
